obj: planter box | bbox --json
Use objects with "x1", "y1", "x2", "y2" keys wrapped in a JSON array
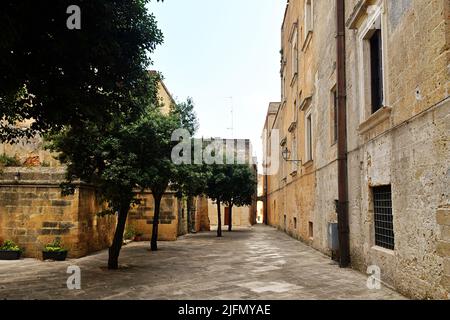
[
  {"x1": 42, "y1": 251, "x2": 68, "y2": 261},
  {"x1": 0, "y1": 250, "x2": 22, "y2": 260}
]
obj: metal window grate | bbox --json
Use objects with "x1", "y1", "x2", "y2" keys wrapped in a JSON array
[{"x1": 373, "y1": 185, "x2": 394, "y2": 250}]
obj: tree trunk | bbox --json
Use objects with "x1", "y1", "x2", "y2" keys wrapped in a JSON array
[
  {"x1": 187, "y1": 195, "x2": 195, "y2": 233},
  {"x1": 228, "y1": 204, "x2": 233, "y2": 232},
  {"x1": 151, "y1": 193, "x2": 163, "y2": 251},
  {"x1": 217, "y1": 201, "x2": 222, "y2": 237},
  {"x1": 108, "y1": 205, "x2": 129, "y2": 270}
]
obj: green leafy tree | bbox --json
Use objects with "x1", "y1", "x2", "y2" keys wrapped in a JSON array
[
  {"x1": 136, "y1": 110, "x2": 179, "y2": 251},
  {"x1": 47, "y1": 75, "x2": 162, "y2": 269},
  {"x1": 222, "y1": 164, "x2": 257, "y2": 232},
  {"x1": 0, "y1": 0, "x2": 163, "y2": 142},
  {"x1": 205, "y1": 163, "x2": 228, "y2": 237},
  {"x1": 49, "y1": 118, "x2": 143, "y2": 269},
  {"x1": 142, "y1": 98, "x2": 199, "y2": 251},
  {"x1": 173, "y1": 160, "x2": 208, "y2": 233}
]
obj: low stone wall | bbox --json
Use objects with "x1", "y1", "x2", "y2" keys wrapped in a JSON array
[
  {"x1": 195, "y1": 196, "x2": 210, "y2": 232},
  {"x1": 0, "y1": 167, "x2": 116, "y2": 259},
  {"x1": 127, "y1": 191, "x2": 179, "y2": 241}
]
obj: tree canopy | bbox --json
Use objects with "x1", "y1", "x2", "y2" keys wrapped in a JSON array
[{"x1": 0, "y1": 0, "x2": 163, "y2": 142}]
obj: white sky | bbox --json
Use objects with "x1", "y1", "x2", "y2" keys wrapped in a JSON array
[{"x1": 148, "y1": 0, "x2": 286, "y2": 165}]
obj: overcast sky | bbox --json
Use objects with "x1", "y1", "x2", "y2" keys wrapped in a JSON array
[{"x1": 148, "y1": 0, "x2": 286, "y2": 164}]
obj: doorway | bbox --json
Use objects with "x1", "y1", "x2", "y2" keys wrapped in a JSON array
[{"x1": 224, "y1": 207, "x2": 230, "y2": 226}]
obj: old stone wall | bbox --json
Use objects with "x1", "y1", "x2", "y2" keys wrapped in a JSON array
[
  {"x1": 345, "y1": 0, "x2": 449, "y2": 299},
  {"x1": 437, "y1": 206, "x2": 450, "y2": 298},
  {"x1": 195, "y1": 196, "x2": 210, "y2": 232},
  {"x1": 207, "y1": 199, "x2": 252, "y2": 228},
  {"x1": 126, "y1": 191, "x2": 179, "y2": 241},
  {"x1": 0, "y1": 167, "x2": 116, "y2": 259},
  {"x1": 263, "y1": 0, "x2": 449, "y2": 299}
]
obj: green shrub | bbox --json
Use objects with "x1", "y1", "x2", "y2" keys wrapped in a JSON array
[
  {"x1": 0, "y1": 240, "x2": 21, "y2": 252},
  {"x1": 41, "y1": 161, "x2": 51, "y2": 167},
  {"x1": 0, "y1": 154, "x2": 21, "y2": 167},
  {"x1": 124, "y1": 228, "x2": 136, "y2": 240},
  {"x1": 43, "y1": 237, "x2": 67, "y2": 253}
]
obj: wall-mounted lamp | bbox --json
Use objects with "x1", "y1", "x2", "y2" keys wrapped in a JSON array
[
  {"x1": 14, "y1": 171, "x2": 20, "y2": 182},
  {"x1": 281, "y1": 147, "x2": 302, "y2": 165}
]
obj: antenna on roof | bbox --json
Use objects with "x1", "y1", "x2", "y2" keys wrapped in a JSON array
[{"x1": 225, "y1": 96, "x2": 234, "y2": 138}]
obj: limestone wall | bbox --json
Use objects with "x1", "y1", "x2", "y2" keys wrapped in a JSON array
[
  {"x1": 207, "y1": 199, "x2": 252, "y2": 228},
  {"x1": 344, "y1": 0, "x2": 450, "y2": 299},
  {"x1": 0, "y1": 167, "x2": 116, "y2": 259},
  {"x1": 263, "y1": 0, "x2": 449, "y2": 299},
  {"x1": 195, "y1": 196, "x2": 211, "y2": 232},
  {"x1": 126, "y1": 191, "x2": 180, "y2": 241}
]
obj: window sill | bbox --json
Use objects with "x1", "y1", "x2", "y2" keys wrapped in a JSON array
[
  {"x1": 290, "y1": 73, "x2": 298, "y2": 87},
  {"x1": 370, "y1": 245, "x2": 395, "y2": 256},
  {"x1": 358, "y1": 106, "x2": 392, "y2": 134},
  {"x1": 290, "y1": 170, "x2": 298, "y2": 177},
  {"x1": 288, "y1": 121, "x2": 297, "y2": 132},
  {"x1": 302, "y1": 30, "x2": 313, "y2": 52},
  {"x1": 300, "y1": 95, "x2": 312, "y2": 111},
  {"x1": 303, "y1": 160, "x2": 313, "y2": 168}
]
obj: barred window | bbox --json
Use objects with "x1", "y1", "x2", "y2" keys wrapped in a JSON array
[{"x1": 373, "y1": 185, "x2": 394, "y2": 250}]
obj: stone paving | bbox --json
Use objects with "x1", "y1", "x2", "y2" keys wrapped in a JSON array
[{"x1": 0, "y1": 225, "x2": 405, "y2": 300}]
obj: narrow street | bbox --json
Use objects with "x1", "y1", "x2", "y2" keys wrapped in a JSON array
[{"x1": 0, "y1": 225, "x2": 404, "y2": 300}]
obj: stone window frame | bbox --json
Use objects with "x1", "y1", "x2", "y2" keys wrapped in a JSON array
[
  {"x1": 355, "y1": 1, "x2": 390, "y2": 124},
  {"x1": 368, "y1": 184, "x2": 396, "y2": 253},
  {"x1": 304, "y1": 106, "x2": 314, "y2": 163},
  {"x1": 290, "y1": 24, "x2": 299, "y2": 85},
  {"x1": 302, "y1": 0, "x2": 314, "y2": 51}
]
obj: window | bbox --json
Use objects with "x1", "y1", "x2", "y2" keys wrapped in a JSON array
[
  {"x1": 309, "y1": 221, "x2": 314, "y2": 239},
  {"x1": 291, "y1": 133, "x2": 298, "y2": 173},
  {"x1": 294, "y1": 217, "x2": 297, "y2": 229},
  {"x1": 357, "y1": 6, "x2": 386, "y2": 118},
  {"x1": 369, "y1": 28, "x2": 383, "y2": 113},
  {"x1": 284, "y1": 215, "x2": 287, "y2": 229},
  {"x1": 304, "y1": 0, "x2": 314, "y2": 37},
  {"x1": 291, "y1": 28, "x2": 298, "y2": 79},
  {"x1": 305, "y1": 110, "x2": 313, "y2": 162},
  {"x1": 331, "y1": 87, "x2": 338, "y2": 144},
  {"x1": 373, "y1": 185, "x2": 394, "y2": 250}
]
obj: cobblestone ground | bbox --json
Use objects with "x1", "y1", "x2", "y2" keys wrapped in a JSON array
[{"x1": 0, "y1": 225, "x2": 405, "y2": 300}]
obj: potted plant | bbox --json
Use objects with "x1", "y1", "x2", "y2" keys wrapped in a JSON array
[
  {"x1": 42, "y1": 238, "x2": 68, "y2": 261},
  {"x1": 0, "y1": 240, "x2": 22, "y2": 260},
  {"x1": 134, "y1": 232, "x2": 144, "y2": 242},
  {"x1": 123, "y1": 227, "x2": 136, "y2": 244}
]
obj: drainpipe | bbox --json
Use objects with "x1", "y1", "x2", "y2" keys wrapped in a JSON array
[{"x1": 336, "y1": 0, "x2": 350, "y2": 268}]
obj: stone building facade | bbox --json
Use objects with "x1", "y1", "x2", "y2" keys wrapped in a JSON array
[
  {"x1": 0, "y1": 168, "x2": 116, "y2": 259},
  {"x1": 262, "y1": 0, "x2": 449, "y2": 299}
]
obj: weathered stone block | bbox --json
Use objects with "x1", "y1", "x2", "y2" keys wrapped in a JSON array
[
  {"x1": 437, "y1": 209, "x2": 450, "y2": 226},
  {"x1": 51, "y1": 200, "x2": 72, "y2": 207},
  {"x1": 40, "y1": 228, "x2": 70, "y2": 235},
  {"x1": 436, "y1": 241, "x2": 450, "y2": 257},
  {"x1": 59, "y1": 222, "x2": 74, "y2": 230},
  {"x1": 444, "y1": 258, "x2": 450, "y2": 275},
  {"x1": 42, "y1": 222, "x2": 58, "y2": 228},
  {"x1": 442, "y1": 226, "x2": 450, "y2": 241},
  {"x1": 441, "y1": 275, "x2": 450, "y2": 291}
]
